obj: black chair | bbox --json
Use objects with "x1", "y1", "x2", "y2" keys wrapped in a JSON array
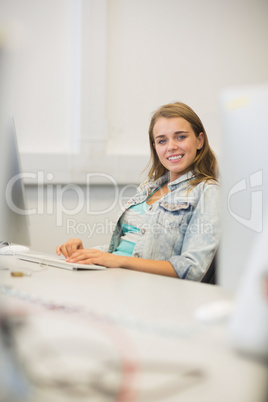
[{"x1": 201, "y1": 252, "x2": 217, "y2": 284}]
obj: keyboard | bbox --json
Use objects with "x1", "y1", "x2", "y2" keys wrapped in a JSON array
[{"x1": 15, "y1": 251, "x2": 107, "y2": 271}]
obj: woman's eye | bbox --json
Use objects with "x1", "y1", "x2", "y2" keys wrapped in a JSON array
[
  {"x1": 158, "y1": 139, "x2": 166, "y2": 144},
  {"x1": 177, "y1": 135, "x2": 186, "y2": 140}
]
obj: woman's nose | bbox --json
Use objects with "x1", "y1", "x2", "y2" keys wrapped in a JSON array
[{"x1": 168, "y1": 138, "x2": 178, "y2": 150}]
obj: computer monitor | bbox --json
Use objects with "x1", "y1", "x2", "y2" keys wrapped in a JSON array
[
  {"x1": 0, "y1": 116, "x2": 30, "y2": 247},
  {"x1": 218, "y1": 83, "x2": 268, "y2": 293}
]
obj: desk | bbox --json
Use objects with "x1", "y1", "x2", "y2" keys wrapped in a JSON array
[{"x1": 0, "y1": 256, "x2": 267, "y2": 402}]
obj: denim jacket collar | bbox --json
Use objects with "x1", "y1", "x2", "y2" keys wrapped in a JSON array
[
  {"x1": 125, "y1": 171, "x2": 196, "y2": 209},
  {"x1": 142, "y1": 170, "x2": 195, "y2": 191},
  {"x1": 167, "y1": 171, "x2": 195, "y2": 190}
]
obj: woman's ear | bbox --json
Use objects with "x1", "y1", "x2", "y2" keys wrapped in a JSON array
[{"x1": 197, "y1": 132, "x2": 204, "y2": 150}]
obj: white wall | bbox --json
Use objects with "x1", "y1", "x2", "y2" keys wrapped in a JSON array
[
  {"x1": 1, "y1": 0, "x2": 268, "y2": 183},
  {"x1": 1, "y1": 0, "x2": 79, "y2": 154},
  {"x1": 106, "y1": 0, "x2": 268, "y2": 156}
]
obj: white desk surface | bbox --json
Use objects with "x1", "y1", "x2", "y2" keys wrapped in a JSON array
[{"x1": 0, "y1": 256, "x2": 267, "y2": 402}]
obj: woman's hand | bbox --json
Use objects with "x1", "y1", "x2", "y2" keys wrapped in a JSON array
[
  {"x1": 66, "y1": 249, "x2": 123, "y2": 268},
  {"x1": 56, "y1": 238, "x2": 84, "y2": 259}
]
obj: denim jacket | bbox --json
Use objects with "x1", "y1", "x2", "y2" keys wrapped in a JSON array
[{"x1": 107, "y1": 171, "x2": 221, "y2": 281}]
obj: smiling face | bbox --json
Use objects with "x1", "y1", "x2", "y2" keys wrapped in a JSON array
[{"x1": 153, "y1": 117, "x2": 204, "y2": 182}]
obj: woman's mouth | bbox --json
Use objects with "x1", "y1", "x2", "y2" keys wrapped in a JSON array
[{"x1": 167, "y1": 155, "x2": 183, "y2": 161}]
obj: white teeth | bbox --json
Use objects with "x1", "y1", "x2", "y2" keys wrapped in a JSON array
[{"x1": 168, "y1": 155, "x2": 183, "y2": 160}]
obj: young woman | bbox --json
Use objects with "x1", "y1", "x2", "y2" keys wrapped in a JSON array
[{"x1": 56, "y1": 102, "x2": 220, "y2": 281}]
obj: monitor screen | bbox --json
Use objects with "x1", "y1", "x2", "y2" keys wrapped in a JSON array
[
  {"x1": 218, "y1": 83, "x2": 268, "y2": 293},
  {"x1": 0, "y1": 116, "x2": 30, "y2": 247}
]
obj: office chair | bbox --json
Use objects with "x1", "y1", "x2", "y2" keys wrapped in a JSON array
[{"x1": 201, "y1": 252, "x2": 217, "y2": 285}]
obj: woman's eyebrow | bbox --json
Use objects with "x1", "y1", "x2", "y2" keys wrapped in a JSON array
[
  {"x1": 154, "y1": 134, "x2": 166, "y2": 139},
  {"x1": 154, "y1": 130, "x2": 188, "y2": 140},
  {"x1": 174, "y1": 130, "x2": 188, "y2": 135}
]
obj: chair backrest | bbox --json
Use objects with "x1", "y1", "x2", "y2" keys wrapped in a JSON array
[{"x1": 201, "y1": 253, "x2": 217, "y2": 284}]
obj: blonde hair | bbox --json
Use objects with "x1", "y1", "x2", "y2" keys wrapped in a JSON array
[{"x1": 147, "y1": 102, "x2": 217, "y2": 186}]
